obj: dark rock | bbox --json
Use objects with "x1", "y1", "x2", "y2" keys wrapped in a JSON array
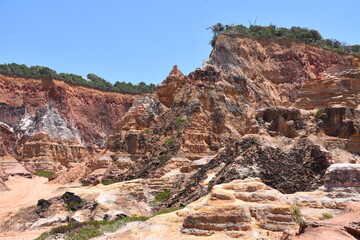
[{"x1": 61, "y1": 192, "x2": 84, "y2": 211}]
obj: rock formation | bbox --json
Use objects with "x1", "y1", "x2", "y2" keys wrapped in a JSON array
[
  {"x1": 0, "y1": 75, "x2": 136, "y2": 171},
  {"x1": 1, "y1": 33, "x2": 360, "y2": 239}
]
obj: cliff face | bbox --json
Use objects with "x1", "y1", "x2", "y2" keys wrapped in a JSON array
[
  {"x1": 208, "y1": 34, "x2": 353, "y2": 105},
  {"x1": 0, "y1": 75, "x2": 136, "y2": 170},
  {"x1": 3, "y1": 34, "x2": 360, "y2": 239},
  {"x1": 80, "y1": 35, "x2": 360, "y2": 215}
]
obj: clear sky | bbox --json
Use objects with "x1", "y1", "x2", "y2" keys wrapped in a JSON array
[{"x1": 1, "y1": 0, "x2": 359, "y2": 85}]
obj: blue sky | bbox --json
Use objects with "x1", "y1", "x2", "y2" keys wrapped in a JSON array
[{"x1": 0, "y1": 0, "x2": 359, "y2": 85}]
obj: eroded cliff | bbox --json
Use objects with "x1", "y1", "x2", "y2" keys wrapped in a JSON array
[{"x1": 0, "y1": 75, "x2": 136, "y2": 171}]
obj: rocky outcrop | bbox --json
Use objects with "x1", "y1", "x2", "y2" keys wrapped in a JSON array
[
  {"x1": 160, "y1": 135, "x2": 331, "y2": 209},
  {"x1": 294, "y1": 65, "x2": 360, "y2": 109},
  {"x1": 208, "y1": 34, "x2": 353, "y2": 105},
  {"x1": 324, "y1": 163, "x2": 360, "y2": 188},
  {"x1": 0, "y1": 158, "x2": 31, "y2": 178},
  {"x1": 0, "y1": 174, "x2": 182, "y2": 233},
  {"x1": 103, "y1": 35, "x2": 355, "y2": 185},
  {"x1": 102, "y1": 175, "x2": 360, "y2": 240},
  {"x1": 295, "y1": 203, "x2": 360, "y2": 240},
  {"x1": 0, "y1": 74, "x2": 136, "y2": 171},
  {"x1": 0, "y1": 75, "x2": 135, "y2": 148},
  {"x1": 0, "y1": 122, "x2": 17, "y2": 156}
]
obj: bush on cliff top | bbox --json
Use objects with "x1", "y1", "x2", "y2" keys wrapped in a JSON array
[
  {"x1": 208, "y1": 23, "x2": 360, "y2": 55},
  {"x1": 0, "y1": 63, "x2": 156, "y2": 94}
]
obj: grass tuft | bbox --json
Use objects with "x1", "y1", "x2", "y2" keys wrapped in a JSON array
[
  {"x1": 155, "y1": 190, "x2": 171, "y2": 202},
  {"x1": 176, "y1": 118, "x2": 186, "y2": 123},
  {"x1": 153, "y1": 207, "x2": 184, "y2": 216},
  {"x1": 164, "y1": 137, "x2": 174, "y2": 145},
  {"x1": 291, "y1": 205, "x2": 304, "y2": 224},
  {"x1": 35, "y1": 170, "x2": 56, "y2": 179},
  {"x1": 322, "y1": 212, "x2": 333, "y2": 219}
]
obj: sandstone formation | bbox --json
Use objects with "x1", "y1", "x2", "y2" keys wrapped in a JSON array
[
  {"x1": 1, "y1": 33, "x2": 360, "y2": 239},
  {"x1": 0, "y1": 75, "x2": 136, "y2": 171},
  {"x1": 97, "y1": 172, "x2": 360, "y2": 240}
]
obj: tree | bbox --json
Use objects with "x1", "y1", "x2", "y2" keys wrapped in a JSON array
[{"x1": 207, "y1": 23, "x2": 225, "y2": 47}]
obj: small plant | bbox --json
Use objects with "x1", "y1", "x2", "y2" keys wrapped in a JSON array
[
  {"x1": 99, "y1": 216, "x2": 150, "y2": 232},
  {"x1": 315, "y1": 108, "x2": 325, "y2": 118},
  {"x1": 155, "y1": 190, "x2": 171, "y2": 202},
  {"x1": 35, "y1": 170, "x2": 56, "y2": 179},
  {"x1": 101, "y1": 178, "x2": 119, "y2": 185},
  {"x1": 322, "y1": 212, "x2": 333, "y2": 219},
  {"x1": 148, "y1": 113, "x2": 155, "y2": 118},
  {"x1": 66, "y1": 200, "x2": 86, "y2": 211},
  {"x1": 144, "y1": 129, "x2": 151, "y2": 134},
  {"x1": 110, "y1": 154, "x2": 118, "y2": 161},
  {"x1": 291, "y1": 205, "x2": 304, "y2": 224},
  {"x1": 153, "y1": 207, "x2": 184, "y2": 216},
  {"x1": 176, "y1": 118, "x2": 186, "y2": 123},
  {"x1": 164, "y1": 137, "x2": 174, "y2": 145},
  {"x1": 158, "y1": 153, "x2": 168, "y2": 159}
]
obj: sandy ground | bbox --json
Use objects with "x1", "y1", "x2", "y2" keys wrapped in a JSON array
[{"x1": 0, "y1": 176, "x2": 70, "y2": 240}]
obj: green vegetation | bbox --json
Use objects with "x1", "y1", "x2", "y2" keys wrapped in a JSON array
[
  {"x1": 65, "y1": 225, "x2": 102, "y2": 240},
  {"x1": 35, "y1": 216, "x2": 149, "y2": 240},
  {"x1": 0, "y1": 63, "x2": 156, "y2": 94},
  {"x1": 176, "y1": 118, "x2": 186, "y2": 123},
  {"x1": 34, "y1": 170, "x2": 56, "y2": 179},
  {"x1": 158, "y1": 153, "x2": 168, "y2": 159},
  {"x1": 291, "y1": 205, "x2": 304, "y2": 224},
  {"x1": 322, "y1": 212, "x2": 333, "y2": 219},
  {"x1": 153, "y1": 207, "x2": 184, "y2": 216},
  {"x1": 101, "y1": 178, "x2": 120, "y2": 185},
  {"x1": 155, "y1": 189, "x2": 171, "y2": 202},
  {"x1": 208, "y1": 23, "x2": 360, "y2": 54},
  {"x1": 66, "y1": 200, "x2": 86, "y2": 212},
  {"x1": 110, "y1": 154, "x2": 119, "y2": 161},
  {"x1": 315, "y1": 108, "x2": 325, "y2": 118},
  {"x1": 164, "y1": 137, "x2": 174, "y2": 145},
  {"x1": 144, "y1": 129, "x2": 151, "y2": 134}
]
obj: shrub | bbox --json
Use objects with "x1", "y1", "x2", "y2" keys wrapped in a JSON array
[
  {"x1": 153, "y1": 207, "x2": 184, "y2": 216},
  {"x1": 144, "y1": 129, "x2": 151, "y2": 134},
  {"x1": 291, "y1": 205, "x2": 304, "y2": 224},
  {"x1": 110, "y1": 154, "x2": 118, "y2": 161},
  {"x1": 158, "y1": 153, "x2": 168, "y2": 159},
  {"x1": 66, "y1": 200, "x2": 86, "y2": 211},
  {"x1": 164, "y1": 137, "x2": 174, "y2": 145},
  {"x1": 207, "y1": 23, "x2": 360, "y2": 54},
  {"x1": 155, "y1": 190, "x2": 171, "y2": 202},
  {"x1": 176, "y1": 118, "x2": 186, "y2": 123},
  {"x1": 101, "y1": 179, "x2": 119, "y2": 185},
  {"x1": 35, "y1": 170, "x2": 56, "y2": 179},
  {"x1": 322, "y1": 212, "x2": 333, "y2": 219},
  {"x1": 315, "y1": 108, "x2": 325, "y2": 118},
  {"x1": 0, "y1": 63, "x2": 157, "y2": 94}
]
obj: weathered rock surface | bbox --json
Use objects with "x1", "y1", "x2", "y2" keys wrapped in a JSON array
[
  {"x1": 2, "y1": 34, "x2": 360, "y2": 239},
  {"x1": 102, "y1": 175, "x2": 360, "y2": 240},
  {"x1": 0, "y1": 75, "x2": 136, "y2": 171},
  {"x1": 0, "y1": 157, "x2": 31, "y2": 178},
  {"x1": 294, "y1": 65, "x2": 360, "y2": 109},
  {"x1": 102, "y1": 35, "x2": 356, "y2": 187},
  {"x1": 324, "y1": 163, "x2": 360, "y2": 187},
  {"x1": 295, "y1": 203, "x2": 360, "y2": 240},
  {"x1": 0, "y1": 173, "x2": 182, "y2": 233}
]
